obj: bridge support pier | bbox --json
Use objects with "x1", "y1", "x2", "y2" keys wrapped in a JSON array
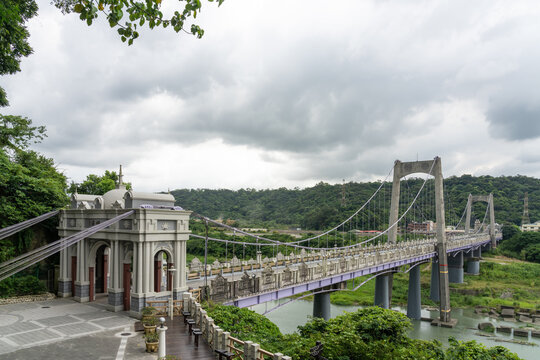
[
  {"x1": 407, "y1": 265, "x2": 421, "y2": 320},
  {"x1": 430, "y1": 258, "x2": 439, "y2": 302},
  {"x1": 466, "y1": 259, "x2": 480, "y2": 275},
  {"x1": 374, "y1": 274, "x2": 389, "y2": 309},
  {"x1": 313, "y1": 292, "x2": 331, "y2": 320},
  {"x1": 448, "y1": 251, "x2": 464, "y2": 284}
]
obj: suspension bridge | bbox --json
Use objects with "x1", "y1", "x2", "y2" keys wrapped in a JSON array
[{"x1": 0, "y1": 157, "x2": 500, "y2": 329}]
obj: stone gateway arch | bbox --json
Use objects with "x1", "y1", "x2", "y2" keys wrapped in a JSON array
[{"x1": 57, "y1": 173, "x2": 190, "y2": 317}]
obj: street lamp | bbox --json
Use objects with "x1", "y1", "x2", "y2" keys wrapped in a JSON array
[{"x1": 168, "y1": 265, "x2": 177, "y2": 319}]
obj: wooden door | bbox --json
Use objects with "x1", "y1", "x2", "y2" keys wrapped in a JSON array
[
  {"x1": 123, "y1": 264, "x2": 131, "y2": 311},
  {"x1": 89, "y1": 267, "x2": 94, "y2": 302}
]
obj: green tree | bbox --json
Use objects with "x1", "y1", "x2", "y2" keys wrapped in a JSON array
[
  {"x1": 52, "y1": 0, "x2": 224, "y2": 45},
  {"x1": 0, "y1": 118, "x2": 69, "y2": 263},
  {"x1": 68, "y1": 170, "x2": 131, "y2": 195},
  {"x1": 0, "y1": 0, "x2": 38, "y2": 106},
  {"x1": 502, "y1": 224, "x2": 521, "y2": 241}
]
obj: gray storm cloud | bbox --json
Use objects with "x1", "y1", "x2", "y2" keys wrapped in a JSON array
[{"x1": 3, "y1": 0, "x2": 540, "y2": 188}]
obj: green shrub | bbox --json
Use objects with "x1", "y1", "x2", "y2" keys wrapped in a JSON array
[
  {"x1": 0, "y1": 275, "x2": 46, "y2": 298},
  {"x1": 145, "y1": 332, "x2": 159, "y2": 343},
  {"x1": 143, "y1": 316, "x2": 159, "y2": 326}
]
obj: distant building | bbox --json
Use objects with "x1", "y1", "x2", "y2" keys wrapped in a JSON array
[
  {"x1": 351, "y1": 229, "x2": 382, "y2": 236},
  {"x1": 521, "y1": 221, "x2": 540, "y2": 232},
  {"x1": 407, "y1": 221, "x2": 435, "y2": 233}
]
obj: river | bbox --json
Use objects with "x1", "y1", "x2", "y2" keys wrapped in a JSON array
[{"x1": 251, "y1": 300, "x2": 539, "y2": 360}]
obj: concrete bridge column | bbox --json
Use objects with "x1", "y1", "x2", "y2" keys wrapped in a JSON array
[
  {"x1": 407, "y1": 265, "x2": 421, "y2": 320},
  {"x1": 466, "y1": 258, "x2": 480, "y2": 275},
  {"x1": 374, "y1": 274, "x2": 389, "y2": 309},
  {"x1": 448, "y1": 251, "x2": 464, "y2": 283},
  {"x1": 466, "y1": 247, "x2": 481, "y2": 275},
  {"x1": 430, "y1": 258, "x2": 439, "y2": 302},
  {"x1": 313, "y1": 292, "x2": 331, "y2": 320}
]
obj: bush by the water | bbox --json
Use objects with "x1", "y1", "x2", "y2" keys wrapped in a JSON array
[
  {"x1": 0, "y1": 275, "x2": 47, "y2": 298},
  {"x1": 206, "y1": 305, "x2": 522, "y2": 359}
]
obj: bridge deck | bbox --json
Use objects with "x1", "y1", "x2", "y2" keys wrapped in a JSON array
[{"x1": 165, "y1": 316, "x2": 215, "y2": 359}]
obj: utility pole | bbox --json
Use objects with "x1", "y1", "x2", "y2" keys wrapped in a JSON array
[
  {"x1": 341, "y1": 179, "x2": 346, "y2": 207},
  {"x1": 522, "y1": 192, "x2": 530, "y2": 225}
]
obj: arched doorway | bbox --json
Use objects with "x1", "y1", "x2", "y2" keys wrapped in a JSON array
[
  {"x1": 88, "y1": 241, "x2": 110, "y2": 302},
  {"x1": 95, "y1": 246, "x2": 110, "y2": 294},
  {"x1": 154, "y1": 250, "x2": 173, "y2": 292}
]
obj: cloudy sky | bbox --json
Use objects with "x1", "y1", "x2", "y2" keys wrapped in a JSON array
[{"x1": 4, "y1": 0, "x2": 540, "y2": 191}]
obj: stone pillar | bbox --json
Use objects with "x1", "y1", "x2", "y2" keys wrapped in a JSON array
[
  {"x1": 448, "y1": 251, "x2": 464, "y2": 284},
  {"x1": 178, "y1": 240, "x2": 187, "y2": 290},
  {"x1": 74, "y1": 240, "x2": 90, "y2": 302},
  {"x1": 58, "y1": 246, "x2": 72, "y2": 297},
  {"x1": 137, "y1": 242, "x2": 143, "y2": 293},
  {"x1": 407, "y1": 265, "x2": 421, "y2": 320},
  {"x1": 374, "y1": 274, "x2": 389, "y2": 309},
  {"x1": 214, "y1": 327, "x2": 223, "y2": 351},
  {"x1": 430, "y1": 258, "x2": 440, "y2": 302},
  {"x1": 313, "y1": 292, "x2": 331, "y2": 320},
  {"x1": 256, "y1": 251, "x2": 262, "y2": 266},
  {"x1": 182, "y1": 292, "x2": 191, "y2": 312},
  {"x1": 108, "y1": 240, "x2": 124, "y2": 311},
  {"x1": 221, "y1": 331, "x2": 230, "y2": 353},
  {"x1": 144, "y1": 242, "x2": 151, "y2": 293}
]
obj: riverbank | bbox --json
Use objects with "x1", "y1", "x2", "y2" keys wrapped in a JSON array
[{"x1": 327, "y1": 255, "x2": 540, "y2": 310}]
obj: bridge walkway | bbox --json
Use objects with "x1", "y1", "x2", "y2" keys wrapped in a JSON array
[{"x1": 165, "y1": 315, "x2": 215, "y2": 359}]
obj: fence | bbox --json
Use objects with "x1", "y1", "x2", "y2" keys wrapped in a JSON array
[{"x1": 181, "y1": 291, "x2": 291, "y2": 360}]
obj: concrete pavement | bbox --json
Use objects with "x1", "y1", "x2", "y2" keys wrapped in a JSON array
[{"x1": 0, "y1": 298, "x2": 155, "y2": 360}]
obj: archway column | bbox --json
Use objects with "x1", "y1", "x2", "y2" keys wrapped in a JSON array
[
  {"x1": 74, "y1": 239, "x2": 90, "y2": 303},
  {"x1": 58, "y1": 245, "x2": 73, "y2": 297},
  {"x1": 107, "y1": 239, "x2": 124, "y2": 312}
]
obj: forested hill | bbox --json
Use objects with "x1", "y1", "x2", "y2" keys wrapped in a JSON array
[{"x1": 171, "y1": 175, "x2": 539, "y2": 229}]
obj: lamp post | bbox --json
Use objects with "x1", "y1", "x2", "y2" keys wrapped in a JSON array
[
  {"x1": 158, "y1": 317, "x2": 167, "y2": 358},
  {"x1": 168, "y1": 266, "x2": 177, "y2": 319}
]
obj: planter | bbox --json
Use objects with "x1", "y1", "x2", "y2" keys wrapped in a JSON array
[
  {"x1": 145, "y1": 340, "x2": 159, "y2": 353},
  {"x1": 144, "y1": 324, "x2": 157, "y2": 335}
]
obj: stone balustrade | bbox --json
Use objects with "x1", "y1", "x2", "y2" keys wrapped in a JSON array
[
  {"x1": 200, "y1": 233, "x2": 492, "y2": 303},
  {"x1": 182, "y1": 292, "x2": 291, "y2": 360}
]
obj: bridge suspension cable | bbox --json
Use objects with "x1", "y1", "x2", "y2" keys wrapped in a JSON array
[
  {"x1": 0, "y1": 210, "x2": 60, "y2": 241},
  {"x1": 191, "y1": 159, "x2": 436, "y2": 251},
  {"x1": 192, "y1": 165, "x2": 394, "y2": 247},
  {"x1": 0, "y1": 210, "x2": 134, "y2": 282}
]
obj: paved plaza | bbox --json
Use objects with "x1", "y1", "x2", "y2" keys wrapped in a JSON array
[{"x1": 0, "y1": 298, "x2": 155, "y2": 359}]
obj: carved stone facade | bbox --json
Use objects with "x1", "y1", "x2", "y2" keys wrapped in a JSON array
[{"x1": 57, "y1": 206, "x2": 191, "y2": 317}]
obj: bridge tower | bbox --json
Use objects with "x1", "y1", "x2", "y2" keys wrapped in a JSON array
[
  {"x1": 386, "y1": 157, "x2": 454, "y2": 325},
  {"x1": 465, "y1": 194, "x2": 496, "y2": 248}
]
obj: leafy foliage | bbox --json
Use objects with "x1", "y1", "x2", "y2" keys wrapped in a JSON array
[
  {"x1": 499, "y1": 229, "x2": 540, "y2": 263},
  {"x1": 173, "y1": 175, "x2": 540, "y2": 231},
  {"x1": 206, "y1": 306, "x2": 521, "y2": 360},
  {"x1": 445, "y1": 337, "x2": 521, "y2": 360},
  {"x1": 68, "y1": 170, "x2": 131, "y2": 195},
  {"x1": 205, "y1": 304, "x2": 283, "y2": 352},
  {"x1": 0, "y1": 275, "x2": 47, "y2": 298},
  {"x1": 0, "y1": 115, "x2": 46, "y2": 151},
  {"x1": 0, "y1": 0, "x2": 38, "y2": 105},
  {"x1": 0, "y1": 118, "x2": 68, "y2": 292},
  {"x1": 52, "y1": 0, "x2": 225, "y2": 45}
]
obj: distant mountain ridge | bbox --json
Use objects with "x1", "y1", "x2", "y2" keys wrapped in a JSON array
[{"x1": 171, "y1": 175, "x2": 539, "y2": 229}]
